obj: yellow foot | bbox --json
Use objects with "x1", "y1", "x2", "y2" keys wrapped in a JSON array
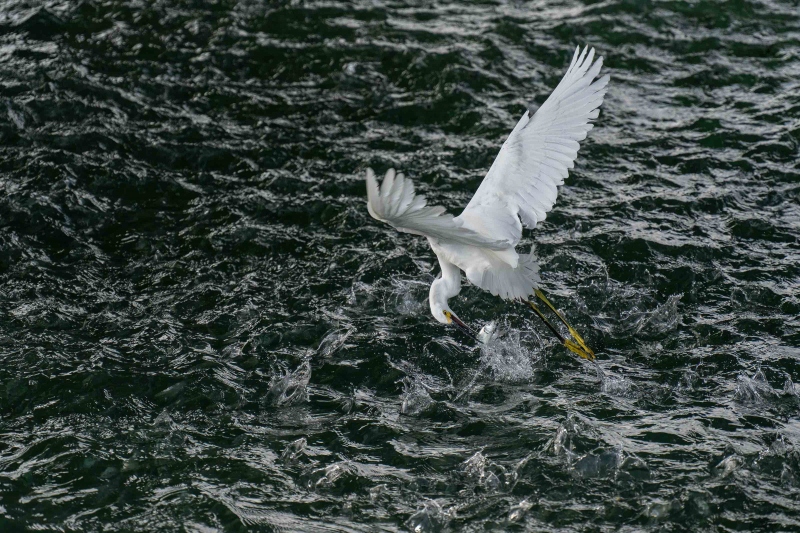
[
  {"x1": 525, "y1": 300, "x2": 595, "y2": 360},
  {"x1": 564, "y1": 339, "x2": 594, "y2": 361},
  {"x1": 533, "y1": 289, "x2": 595, "y2": 360}
]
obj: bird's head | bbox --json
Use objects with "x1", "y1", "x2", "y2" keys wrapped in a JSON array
[
  {"x1": 429, "y1": 301, "x2": 454, "y2": 325},
  {"x1": 429, "y1": 286, "x2": 474, "y2": 338},
  {"x1": 429, "y1": 277, "x2": 453, "y2": 325}
]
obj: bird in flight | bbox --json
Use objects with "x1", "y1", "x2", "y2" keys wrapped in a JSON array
[{"x1": 366, "y1": 45, "x2": 608, "y2": 360}]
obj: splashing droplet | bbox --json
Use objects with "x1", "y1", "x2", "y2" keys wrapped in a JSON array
[
  {"x1": 508, "y1": 499, "x2": 533, "y2": 523},
  {"x1": 280, "y1": 437, "x2": 307, "y2": 463},
  {"x1": 405, "y1": 500, "x2": 450, "y2": 533},
  {"x1": 270, "y1": 361, "x2": 311, "y2": 406},
  {"x1": 400, "y1": 377, "x2": 433, "y2": 416}
]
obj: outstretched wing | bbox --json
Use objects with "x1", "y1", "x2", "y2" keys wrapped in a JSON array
[
  {"x1": 366, "y1": 168, "x2": 509, "y2": 250},
  {"x1": 460, "y1": 45, "x2": 609, "y2": 240}
]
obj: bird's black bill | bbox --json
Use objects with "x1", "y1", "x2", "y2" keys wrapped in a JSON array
[
  {"x1": 524, "y1": 291, "x2": 595, "y2": 361},
  {"x1": 445, "y1": 312, "x2": 478, "y2": 342}
]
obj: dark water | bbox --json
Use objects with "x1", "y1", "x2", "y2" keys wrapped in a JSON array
[{"x1": 1, "y1": 0, "x2": 799, "y2": 531}]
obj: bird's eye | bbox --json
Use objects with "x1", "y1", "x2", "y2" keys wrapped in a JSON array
[{"x1": 443, "y1": 311, "x2": 452, "y2": 323}]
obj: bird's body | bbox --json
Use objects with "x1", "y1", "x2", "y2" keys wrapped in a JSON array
[
  {"x1": 366, "y1": 45, "x2": 609, "y2": 358},
  {"x1": 428, "y1": 238, "x2": 540, "y2": 319}
]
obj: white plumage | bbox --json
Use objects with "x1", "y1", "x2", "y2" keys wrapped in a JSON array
[{"x1": 366, "y1": 45, "x2": 609, "y2": 327}]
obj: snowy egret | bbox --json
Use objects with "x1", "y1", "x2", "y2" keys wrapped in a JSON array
[{"x1": 366, "y1": 45, "x2": 608, "y2": 360}]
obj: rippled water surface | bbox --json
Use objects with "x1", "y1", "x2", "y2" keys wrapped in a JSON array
[{"x1": 1, "y1": 0, "x2": 799, "y2": 531}]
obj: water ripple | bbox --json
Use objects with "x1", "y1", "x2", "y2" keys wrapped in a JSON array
[{"x1": 0, "y1": 0, "x2": 798, "y2": 530}]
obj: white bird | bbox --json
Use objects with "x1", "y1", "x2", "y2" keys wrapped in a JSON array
[{"x1": 366, "y1": 45, "x2": 609, "y2": 360}]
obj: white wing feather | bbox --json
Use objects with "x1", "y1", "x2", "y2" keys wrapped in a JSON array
[
  {"x1": 460, "y1": 45, "x2": 609, "y2": 240},
  {"x1": 366, "y1": 168, "x2": 509, "y2": 250}
]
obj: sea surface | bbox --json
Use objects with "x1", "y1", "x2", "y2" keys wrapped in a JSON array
[{"x1": 0, "y1": 0, "x2": 799, "y2": 531}]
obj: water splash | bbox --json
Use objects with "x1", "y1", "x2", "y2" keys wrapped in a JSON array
[
  {"x1": 677, "y1": 367, "x2": 700, "y2": 392},
  {"x1": 573, "y1": 448, "x2": 623, "y2": 479},
  {"x1": 734, "y1": 368, "x2": 775, "y2": 405},
  {"x1": 478, "y1": 327, "x2": 542, "y2": 383},
  {"x1": 596, "y1": 365, "x2": 636, "y2": 398},
  {"x1": 369, "y1": 484, "x2": 387, "y2": 502},
  {"x1": 269, "y1": 361, "x2": 311, "y2": 407},
  {"x1": 617, "y1": 294, "x2": 682, "y2": 336},
  {"x1": 753, "y1": 434, "x2": 800, "y2": 488},
  {"x1": 784, "y1": 375, "x2": 798, "y2": 397},
  {"x1": 590, "y1": 280, "x2": 684, "y2": 338},
  {"x1": 305, "y1": 461, "x2": 352, "y2": 490},
  {"x1": 400, "y1": 377, "x2": 434, "y2": 416},
  {"x1": 317, "y1": 327, "x2": 354, "y2": 358},
  {"x1": 714, "y1": 454, "x2": 743, "y2": 479},
  {"x1": 462, "y1": 451, "x2": 487, "y2": 479},
  {"x1": 548, "y1": 413, "x2": 587, "y2": 462},
  {"x1": 152, "y1": 409, "x2": 177, "y2": 430},
  {"x1": 645, "y1": 499, "x2": 680, "y2": 521},
  {"x1": 460, "y1": 451, "x2": 504, "y2": 491},
  {"x1": 2, "y1": 0, "x2": 799, "y2": 530},
  {"x1": 389, "y1": 277, "x2": 429, "y2": 316},
  {"x1": 644, "y1": 294, "x2": 682, "y2": 334},
  {"x1": 280, "y1": 437, "x2": 307, "y2": 463},
  {"x1": 508, "y1": 499, "x2": 533, "y2": 523},
  {"x1": 405, "y1": 500, "x2": 451, "y2": 533}
]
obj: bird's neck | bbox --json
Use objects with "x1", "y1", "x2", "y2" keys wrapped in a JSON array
[
  {"x1": 429, "y1": 256, "x2": 462, "y2": 323},
  {"x1": 434, "y1": 257, "x2": 461, "y2": 299}
]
